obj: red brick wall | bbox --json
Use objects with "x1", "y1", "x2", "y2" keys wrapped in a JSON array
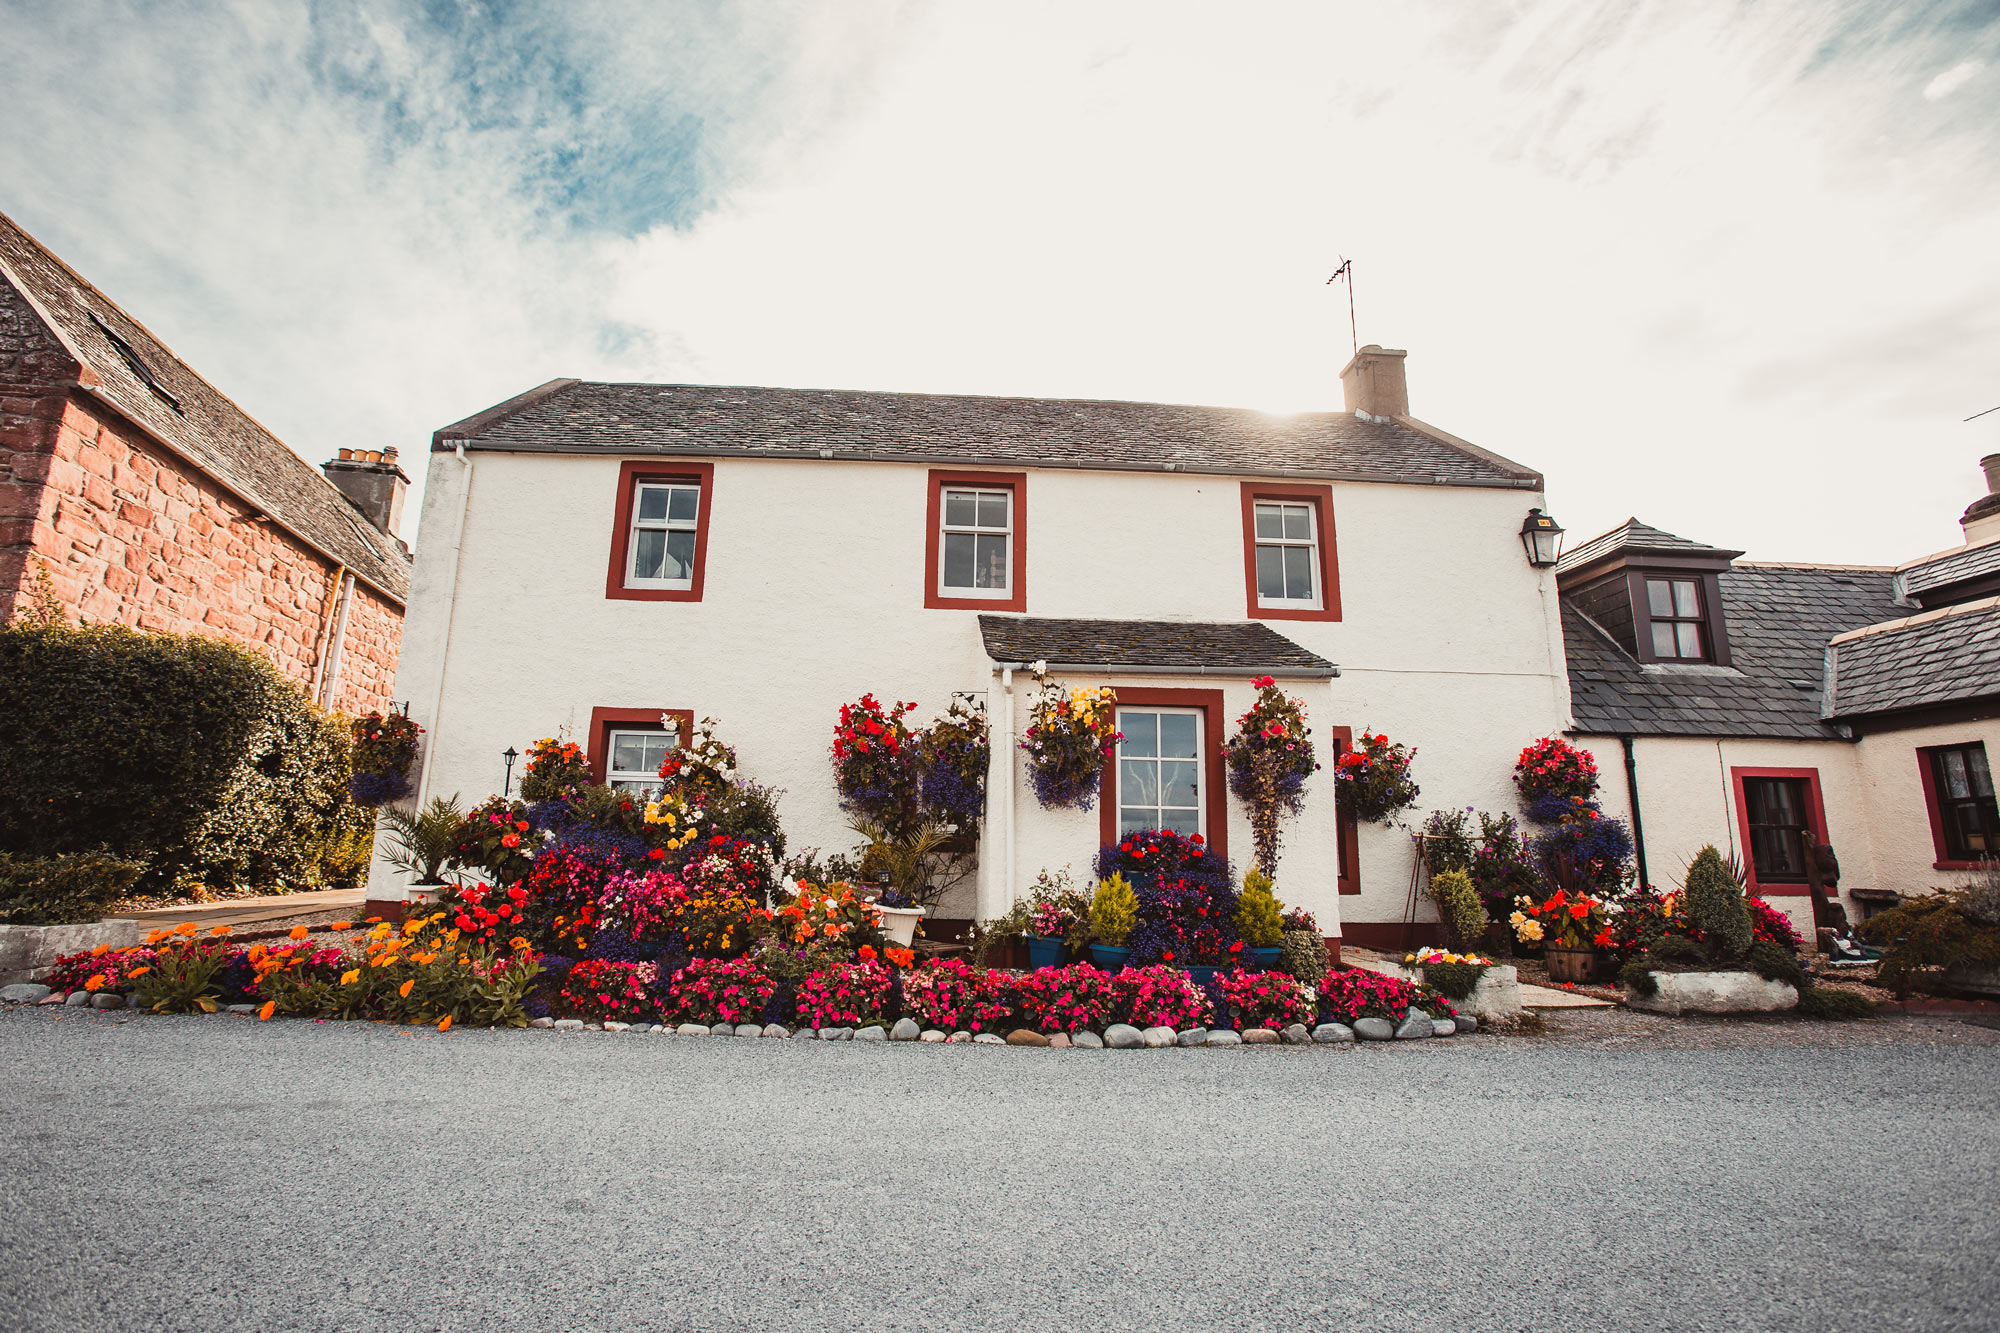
[{"x1": 0, "y1": 391, "x2": 404, "y2": 717}]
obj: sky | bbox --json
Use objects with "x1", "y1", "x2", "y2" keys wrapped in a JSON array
[{"x1": 2, "y1": 0, "x2": 1997, "y2": 564}]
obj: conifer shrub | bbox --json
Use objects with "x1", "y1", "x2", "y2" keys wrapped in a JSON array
[
  {"x1": 1087, "y1": 872, "x2": 1138, "y2": 947},
  {"x1": 1682, "y1": 845, "x2": 1752, "y2": 963},
  {"x1": 1428, "y1": 867, "x2": 1488, "y2": 948},
  {"x1": 1237, "y1": 869, "x2": 1285, "y2": 948}
]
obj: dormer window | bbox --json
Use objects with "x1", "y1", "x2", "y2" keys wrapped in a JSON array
[{"x1": 1645, "y1": 577, "x2": 1708, "y2": 660}]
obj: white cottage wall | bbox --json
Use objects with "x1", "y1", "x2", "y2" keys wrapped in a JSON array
[
  {"x1": 376, "y1": 447, "x2": 1570, "y2": 947},
  {"x1": 1851, "y1": 718, "x2": 2000, "y2": 896}
]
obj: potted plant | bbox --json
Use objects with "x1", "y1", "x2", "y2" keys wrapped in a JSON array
[
  {"x1": 1018, "y1": 678, "x2": 1121, "y2": 810},
  {"x1": 1224, "y1": 677, "x2": 1320, "y2": 876},
  {"x1": 874, "y1": 887, "x2": 927, "y2": 948},
  {"x1": 1237, "y1": 868, "x2": 1286, "y2": 972},
  {"x1": 1024, "y1": 869, "x2": 1085, "y2": 969},
  {"x1": 1086, "y1": 872, "x2": 1138, "y2": 972},
  {"x1": 1331, "y1": 729, "x2": 1420, "y2": 827},
  {"x1": 1278, "y1": 905, "x2": 1328, "y2": 985},
  {"x1": 1515, "y1": 885, "x2": 1611, "y2": 983},
  {"x1": 380, "y1": 795, "x2": 467, "y2": 897}
]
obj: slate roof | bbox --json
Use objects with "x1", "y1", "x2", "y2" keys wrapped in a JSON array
[
  {"x1": 0, "y1": 211, "x2": 410, "y2": 601},
  {"x1": 978, "y1": 616, "x2": 1336, "y2": 677},
  {"x1": 1897, "y1": 537, "x2": 2000, "y2": 601},
  {"x1": 1556, "y1": 518, "x2": 1742, "y2": 576},
  {"x1": 1824, "y1": 597, "x2": 2000, "y2": 720},
  {"x1": 1563, "y1": 564, "x2": 1903, "y2": 738},
  {"x1": 435, "y1": 379, "x2": 1543, "y2": 491}
]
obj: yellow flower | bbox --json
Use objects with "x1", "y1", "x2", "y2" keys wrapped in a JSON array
[{"x1": 340, "y1": 969, "x2": 360, "y2": 985}]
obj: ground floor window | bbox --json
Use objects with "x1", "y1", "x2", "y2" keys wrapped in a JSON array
[
  {"x1": 606, "y1": 727, "x2": 678, "y2": 798},
  {"x1": 1116, "y1": 707, "x2": 1203, "y2": 838},
  {"x1": 1924, "y1": 742, "x2": 1999, "y2": 865},
  {"x1": 1742, "y1": 776, "x2": 1812, "y2": 883}
]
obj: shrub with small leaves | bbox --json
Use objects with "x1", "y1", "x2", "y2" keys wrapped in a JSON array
[
  {"x1": 1682, "y1": 846, "x2": 1752, "y2": 963},
  {"x1": 1236, "y1": 869, "x2": 1285, "y2": 948},
  {"x1": 1427, "y1": 867, "x2": 1487, "y2": 949},
  {"x1": 1087, "y1": 872, "x2": 1139, "y2": 948}
]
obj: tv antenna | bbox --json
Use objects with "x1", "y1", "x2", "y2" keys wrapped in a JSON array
[
  {"x1": 1326, "y1": 258, "x2": 1357, "y2": 358},
  {"x1": 1967, "y1": 404, "x2": 2000, "y2": 422}
]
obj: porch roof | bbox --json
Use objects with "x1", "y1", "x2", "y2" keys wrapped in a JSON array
[{"x1": 978, "y1": 615, "x2": 1337, "y2": 679}]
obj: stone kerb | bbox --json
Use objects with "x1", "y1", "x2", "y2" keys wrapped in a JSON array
[{"x1": 0, "y1": 919, "x2": 146, "y2": 986}]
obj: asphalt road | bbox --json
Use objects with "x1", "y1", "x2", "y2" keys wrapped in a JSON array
[{"x1": 1, "y1": 1007, "x2": 1996, "y2": 1333}]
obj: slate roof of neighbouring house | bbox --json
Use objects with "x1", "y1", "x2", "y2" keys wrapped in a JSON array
[
  {"x1": 1563, "y1": 564, "x2": 1903, "y2": 739},
  {"x1": 1897, "y1": 536, "x2": 2000, "y2": 601},
  {"x1": 1555, "y1": 517, "x2": 1743, "y2": 575},
  {"x1": 1823, "y1": 597, "x2": 2000, "y2": 720},
  {"x1": 978, "y1": 616, "x2": 1336, "y2": 677},
  {"x1": 434, "y1": 378, "x2": 1544, "y2": 490},
  {"x1": 0, "y1": 211, "x2": 410, "y2": 601}
]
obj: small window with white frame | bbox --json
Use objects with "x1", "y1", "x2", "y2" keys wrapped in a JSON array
[
  {"x1": 1116, "y1": 707, "x2": 1203, "y2": 838},
  {"x1": 627, "y1": 482, "x2": 701, "y2": 588},
  {"x1": 606, "y1": 726, "x2": 679, "y2": 798},
  {"x1": 939, "y1": 488, "x2": 1012, "y2": 596},
  {"x1": 1253, "y1": 500, "x2": 1319, "y2": 607}
]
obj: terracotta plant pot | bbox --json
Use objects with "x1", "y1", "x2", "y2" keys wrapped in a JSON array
[{"x1": 1544, "y1": 946, "x2": 1598, "y2": 984}]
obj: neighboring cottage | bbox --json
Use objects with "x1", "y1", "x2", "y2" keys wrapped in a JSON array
[
  {"x1": 383, "y1": 346, "x2": 1575, "y2": 950},
  {"x1": 0, "y1": 211, "x2": 411, "y2": 714},
  {"x1": 1561, "y1": 459, "x2": 2000, "y2": 938}
]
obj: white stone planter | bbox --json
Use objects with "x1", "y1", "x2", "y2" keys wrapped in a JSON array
[
  {"x1": 1385, "y1": 962, "x2": 1523, "y2": 1022},
  {"x1": 876, "y1": 905, "x2": 927, "y2": 948},
  {"x1": 0, "y1": 919, "x2": 146, "y2": 985},
  {"x1": 1942, "y1": 964, "x2": 2000, "y2": 997},
  {"x1": 1624, "y1": 971, "x2": 1799, "y2": 1016}
]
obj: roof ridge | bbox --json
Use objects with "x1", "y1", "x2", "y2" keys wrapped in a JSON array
[{"x1": 1828, "y1": 593, "x2": 2000, "y2": 645}]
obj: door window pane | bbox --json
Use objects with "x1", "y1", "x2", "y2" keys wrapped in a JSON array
[{"x1": 1117, "y1": 708, "x2": 1203, "y2": 838}]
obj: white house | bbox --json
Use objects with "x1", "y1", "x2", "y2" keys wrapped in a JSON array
[
  {"x1": 1560, "y1": 456, "x2": 2000, "y2": 940},
  {"x1": 373, "y1": 345, "x2": 1576, "y2": 955}
]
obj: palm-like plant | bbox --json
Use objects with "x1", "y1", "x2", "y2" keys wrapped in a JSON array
[
  {"x1": 379, "y1": 795, "x2": 466, "y2": 885},
  {"x1": 846, "y1": 815, "x2": 969, "y2": 910}
]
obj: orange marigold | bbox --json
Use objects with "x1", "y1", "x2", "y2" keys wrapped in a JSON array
[
  {"x1": 288, "y1": 926, "x2": 310, "y2": 941},
  {"x1": 398, "y1": 979, "x2": 415, "y2": 998},
  {"x1": 437, "y1": 1015, "x2": 452, "y2": 1032},
  {"x1": 257, "y1": 1001, "x2": 276, "y2": 1020}
]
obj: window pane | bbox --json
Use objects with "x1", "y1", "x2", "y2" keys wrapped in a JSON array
[
  {"x1": 632, "y1": 529, "x2": 667, "y2": 580},
  {"x1": 1159, "y1": 713, "x2": 1198, "y2": 758},
  {"x1": 1121, "y1": 712, "x2": 1158, "y2": 757},
  {"x1": 974, "y1": 533, "x2": 1008, "y2": 589},
  {"x1": 1673, "y1": 580, "x2": 1700, "y2": 618},
  {"x1": 1256, "y1": 545, "x2": 1285, "y2": 599},
  {"x1": 1675, "y1": 621, "x2": 1702, "y2": 659},
  {"x1": 1121, "y1": 759, "x2": 1159, "y2": 806},
  {"x1": 663, "y1": 531, "x2": 696, "y2": 580},
  {"x1": 944, "y1": 491, "x2": 976, "y2": 526},
  {"x1": 611, "y1": 734, "x2": 649, "y2": 772},
  {"x1": 1651, "y1": 621, "x2": 1678, "y2": 657},
  {"x1": 1967, "y1": 747, "x2": 1994, "y2": 798},
  {"x1": 1282, "y1": 504, "x2": 1311, "y2": 540},
  {"x1": 976, "y1": 493, "x2": 1009, "y2": 529},
  {"x1": 1254, "y1": 504, "x2": 1282, "y2": 539},
  {"x1": 942, "y1": 532, "x2": 974, "y2": 588},
  {"x1": 1939, "y1": 749, "x2": 1970, "y2": 799},
  {"x1": 1284, "y1": 546, "x2": 1314, "y2": 600},
  {"x1": 667, "y1": 487, "x2": 699, "y2": 523},
  {"x1": 1646, "y1": 580, "x2": 1674, "y2": 619},
  {"x1": 1160, "y1": 808, "x2": 1200, "y2": 837},
  {"x1": 636, "y1": 486, "x2": 670, "y2": 523},
  {"x1": 1161, "y1": 760, "x2": 1198, "y2": 807}
]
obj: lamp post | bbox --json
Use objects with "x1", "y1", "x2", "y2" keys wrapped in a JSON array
[
  {"x1": 502, "y1": 746, "x2": 519, "y2": 798},
  {"x1": 1520, "y1": 507, "x2": 1565, "y2": 567}
]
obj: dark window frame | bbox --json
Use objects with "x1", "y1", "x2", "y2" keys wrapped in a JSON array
[
  {"x1": 1919, "y1": 742, "x2": 2000, "y2": 870},
  {"x1": 1629, "y1": 566, "x2": 1731, "y2": 666}
]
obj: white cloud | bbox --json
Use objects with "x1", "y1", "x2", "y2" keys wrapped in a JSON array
[
  {"x1": 1925, "y1": 59, "x2": 1982, "y2": 100},
  {"x1": 1, "y1": 0, "x2": 1996, "y2": 564}
]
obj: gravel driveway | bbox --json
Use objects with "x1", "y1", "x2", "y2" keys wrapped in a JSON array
[{"x1": 2, "y1": 1007, "x2": 1996, "y2": 1333}]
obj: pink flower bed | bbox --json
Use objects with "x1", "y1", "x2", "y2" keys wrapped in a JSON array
[
  {"x1": 1109, "y1": 965, "x2": 1212, "y2": 1030},
  {"x1": 797, "y1": 959, "x2": 893, "y2": 1029},
  {"x1": 1015, "y1": 962, "x2": 1114, "y2": 1033},
  {"x1": 1217, "y1": 968, "x2": 1313, "y2": 1029},
  {"x1": 667, "y1": 956, "x2": 774, "y2": 1026}
]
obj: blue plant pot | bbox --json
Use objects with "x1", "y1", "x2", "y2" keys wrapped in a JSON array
[
  {"x1": 1186, "y1": 965, "x2": 1219, "y2": 988},
  {"x1": 1087, "y1": 944, "x2": 1130, "y2": 974},
  {"x1": 1025, "y1": 935, "x2": 1066, "y2": 970},
  {"x1": 1247, "y1": 947, "x2": 1283, "y2": 973}
]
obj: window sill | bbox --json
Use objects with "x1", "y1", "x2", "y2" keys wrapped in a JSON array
[
  {"x1": 1248, "y1": 603, "x2": 1340, "y2": 623},
  {"x1": 1935, "y1": 860, "x2": 1989, "y2": 872}
]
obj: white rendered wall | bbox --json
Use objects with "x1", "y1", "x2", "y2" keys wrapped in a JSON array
[
  {"x1": 1850, "y1": 718, "x2": 2000, "y2": 896},
  {"x1": 376, "y1": 448, "x2": 1571, "y2": 937}
]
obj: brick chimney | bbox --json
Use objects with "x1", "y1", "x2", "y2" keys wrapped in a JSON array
[
  {"x1": 1963, "y1": 453, "x2": 2000, "y2": 545},
  {"x1": 322, "y1": 447, "x2": 409, "y2": 539},
  {"x1": 1340, "y1": 344, "x2": 1409, "y2": 419}
]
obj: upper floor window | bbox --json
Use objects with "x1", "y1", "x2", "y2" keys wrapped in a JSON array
[
  {"x1": 940, "y1": 488, "x2": 1012, "y2": 597},
  {"x1": 606, "y1": 726, "x2": 678, "y2": 798},
  {"x1": 628, "y1": 483, "x2": 700, "y2": 589},
  {"x1": 605, "y1": 461, "x2": 713, "y2": 603},
  {"x1": 1925, "y1": 743, "x2": 1999, "y2": 866},
  {"x1": 925, "y1": 469, "x2": 1027, "y2": 612},
  {"x1": 1253, "y1": 501, "x2": 1321, "y2": 608},
  {"x1": 1646, "y1": 577, "x2": 1708, "y2": 660},
  {"x1": 1239, "y1": 483, "x2": 1340, "y2": 622}
]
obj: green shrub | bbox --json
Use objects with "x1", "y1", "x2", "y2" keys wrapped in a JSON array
[
  {"x1": 1747, "y1": 939, "x2": 1807, "y2": 988},
  {"x1": 1280, "y1": 927, "x2": 1329, "y2": 986},
  {"x1": 1857, "y1": 889, "x2": 2000, "y2": 995},
  {"x1": 1088, "y1": 872, "x2": 1139, "y2": 947},
  {"x1": 1682, "y1": 845, "x2": 1751, "y2": 963},
  {"x1": 0, "y1": 850, "x2": 145, "y2": 924},
  {"x1": 1237, "y1": 869, "x2": 1285, "y2": 948},
  {"x1": 1422, "y1": 959, "x2": 1490, "y2": 1000},
  {"x1": 1617, "y1": 957, "x2": 1660, "y2": 997},
  {"x1": 1648, "y1": 933, "x2": 1707, "y2": 967},
  {"x1": 380, "y1": 797, "x2": 468, "y2": 885},
  {"x1": 1797, "y1": 986, "x2": 1878, "y2": 1021},
  {"x1": 0, "y1": 618, "x2": 368, "y2": 896},
  {"x1": 1428, "y1": 867, "x2": 1487, "y2": 948}
]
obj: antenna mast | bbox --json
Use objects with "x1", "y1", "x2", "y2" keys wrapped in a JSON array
[{"x1": 1327, "y1": 258, "x2": 1357, "y2": 358}]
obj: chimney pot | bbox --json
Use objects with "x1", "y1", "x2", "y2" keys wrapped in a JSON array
[
  {"x1": 1340, "y1": 344, "x2": 1410, "y2": 418},
  {"x1": 338, "y1": 447, "x2": 353, "y2": 461},
  {"x1": 1961, "y1": 454, "x2": 2000, "y2": 546},
  {"x1": 1982, "y1": 453, "x2": 2000, "y2": 495}
]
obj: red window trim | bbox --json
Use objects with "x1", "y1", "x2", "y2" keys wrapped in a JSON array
[
  {"x1": 1729, "y1": 766, "x2": 1827, "y2": 897},
  {"x1": 1096, "y1": 688, "x2": 1228, "y2": 865},
  {"x1": 604, "y1": 460, "x2": 715, "y2": 603},
  {"x1": 1917, "y1": 743, "x2": 1994, "y2": 871},
  {"x1": 924, "y1": 469, "x2": 1027, "y2": 612},
  {"x1": 1329, "y1": 725, "x2": 1361, "y2": 894},
  {"x1": 1239, "y1": 482, "x2": 1341, "y2": 622},
  {"x1": 586, "y1": 707, "x2": 695, "y2": 785}
]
